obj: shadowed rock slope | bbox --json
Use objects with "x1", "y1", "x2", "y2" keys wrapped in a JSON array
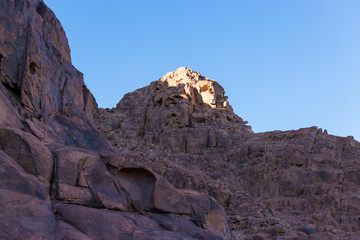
[
  {"x1": 0, "y1": 1, "x2": 233, "y2": 239},
  {"x1": 98, "y1": 67, "x2": 360, "y2": 239}
]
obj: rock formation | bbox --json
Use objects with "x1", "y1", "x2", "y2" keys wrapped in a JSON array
[
  {"x1": 2, "y1": 0, "x2": 360, "y2": 239},
  {"x1": 0, "y1": 1, "x2": 232, "y2": 239},
  {"x1": 98, "y1": 67, "x2": 360, "y2": 239}
]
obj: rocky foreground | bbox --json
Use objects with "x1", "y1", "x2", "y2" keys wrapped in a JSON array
[
  {"x1": 0, "y1": 1, "x2": 232, "y2": 239},
  {"x1": 1, "y1": 0, "x2": 360, "y2": 240}
]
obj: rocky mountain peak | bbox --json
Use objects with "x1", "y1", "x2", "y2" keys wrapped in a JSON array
[
  {"x1": 100, "y1": 67, "x2": 252, "y2": 154},
  {"x1": 157, "y1": 67, "x2": 229, "y2": 109},
  {"x1": 99, "y1": 66, "x2": 360, "y2": 239},
  {"x1": 144, "y1": 67, "x2": 249, "y2": 133},
  {"x1": 3, "y1": 1, "x2": 360, "y2": 239}
]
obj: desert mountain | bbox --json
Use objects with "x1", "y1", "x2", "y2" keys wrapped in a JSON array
[
  {"x1": 0, "y1": 1, "x2": 232, "y2": 239},
  {"x1": 98, "y1": 67, "x2": 360, "y2": 239},
  {"x1": 1, "y1": 0, "x2": 360, "y2": 239}
]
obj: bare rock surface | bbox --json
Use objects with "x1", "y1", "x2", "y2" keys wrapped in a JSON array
[
  {"x1": 0, "y1": 150, "x2": 55, "y2": 240},
  {"x1": 2, "y1": 0, "x2": 360, "y2": 239},
  {"x1": 98, "y1": 67, "x2": 360, "y2": 239},
  {"x1": 0, "y1": 1, "x2": 233, "y2": 239}
]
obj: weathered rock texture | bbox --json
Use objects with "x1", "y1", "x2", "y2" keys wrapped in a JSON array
[
  {"x1": 98, "y1": 67, "x2": 360, "y2": 239},
  {"x1": 0, "y1": 1, "x2": 232, "y2": 239}
]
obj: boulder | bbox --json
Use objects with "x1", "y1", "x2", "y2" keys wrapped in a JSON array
[
  {"x1": 0, "y1": 127, "x2": 53, "y2": 191},
  {"x1": 0, "y1": 150, "x2": 55, "y2": 240}
]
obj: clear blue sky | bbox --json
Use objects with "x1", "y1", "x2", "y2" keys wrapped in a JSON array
[{"x1": 46, "y1": 0, "x2": 360, "y2": 140}]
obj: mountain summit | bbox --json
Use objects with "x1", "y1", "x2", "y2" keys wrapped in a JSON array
[
  {"x1": 99, "y1": 66, "x2": 360, "y2": 239},
  {"x1": 1, "y1": 0, "x2": 360, "y2": 239},
  {"x1": 100, "y1": 66, "x2": 251, "y2": 153}
]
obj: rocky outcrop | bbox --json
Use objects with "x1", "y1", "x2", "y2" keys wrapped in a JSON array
[
  {"x1": 0, "y1": 0, "x2": 105, "y2": 150},
  {"x1": 3, "y1": 0, "x2": 360, "y2": 239},
  {"x1": 107, "y1": 67, "x2": 252, "y2": 153},
  {"x1": 99, "y1": 67, "x2": 360, "y2": 239},
  {"x1": 0, "y1": 1, "x2": 233, "y2": 239}
]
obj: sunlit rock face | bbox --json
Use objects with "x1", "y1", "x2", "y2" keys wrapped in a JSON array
[
  {"x1": 158, "y1": 67, "x2": 228, "y2": 109},
  {"x1": 0, "y1": 1, "x2": 234, "y2": 239},
  {"x1": 109, "y1": 67, "x2": 252, "y2": 154},
  {"x1": 99, "y1": 67, "x2": 360, "y2": 239},
  {"x1": 150, "y1": 67, "x2": 237, "y2": 129}
]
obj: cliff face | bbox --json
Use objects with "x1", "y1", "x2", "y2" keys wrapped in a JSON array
[
  {"x1": 99, "y1": 67, "x2": 360, "y2": 239},
  {"x1": 0, "y1": 1, "x2": 233, "y2": 239},
  {"x1": 3, "y1": 1, "x2": 360, "y2": 240},
  {"x1": 0, "y1": 0, "x2": 104, "y2": 149}
]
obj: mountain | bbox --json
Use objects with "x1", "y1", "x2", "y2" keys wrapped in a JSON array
[
  {"x1": 0, "y1": 1, "x2": 232, "y2": 239},
  {"x1": 98, "y1": 67, "x2": 360, "y2": 239},
  {"x1": 2, "y1": 1, "x2": 360, "y2": 239}
]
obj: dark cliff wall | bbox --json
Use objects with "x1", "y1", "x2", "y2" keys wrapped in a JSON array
[{"x1": 0, "y1": 0, "x2": 106, "y2": 150}]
